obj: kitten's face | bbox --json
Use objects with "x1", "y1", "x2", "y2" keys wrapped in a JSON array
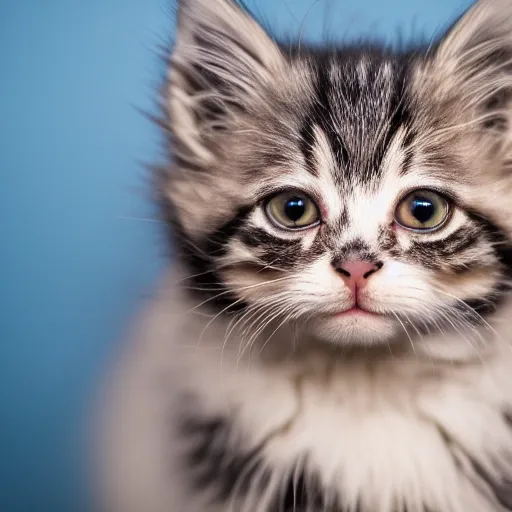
[{"x1": 164, "y1": 0, "x2": 512, "y2": 348}]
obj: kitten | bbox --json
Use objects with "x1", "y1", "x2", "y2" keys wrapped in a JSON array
[{"x1": 98, "y1": 1, "x2": 512, "y2": 511}]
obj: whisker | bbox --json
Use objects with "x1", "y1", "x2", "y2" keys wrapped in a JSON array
[
  {"x1": 183, "y1": 275, "x2": 297, "y2": 315},
  {"x1": 431, "y1": 286, "x2": 503, "y2": 344},
  {"x1": 117, "y1": 215, "x2": 163, "y2": 223},
  {"x1": 392, "y1": 311, "x2": 417, "y2": 357}
]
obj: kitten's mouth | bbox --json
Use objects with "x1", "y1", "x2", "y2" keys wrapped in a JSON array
[{"x1": 334, "y1": 306, "x2": 380, "y2": 317}]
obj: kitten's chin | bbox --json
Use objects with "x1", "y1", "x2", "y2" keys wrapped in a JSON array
[{"x1": 311, "y1": 313, "x2": 398, "y2": 346}]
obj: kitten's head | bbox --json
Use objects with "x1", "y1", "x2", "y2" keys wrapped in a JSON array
[{"x1": 161, "y1": 0, "x2": 512, "y2": 348}]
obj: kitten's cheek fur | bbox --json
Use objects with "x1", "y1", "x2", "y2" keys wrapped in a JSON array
[{"x1": 310, "y1": 314, "x2": 397, "y2": 345}]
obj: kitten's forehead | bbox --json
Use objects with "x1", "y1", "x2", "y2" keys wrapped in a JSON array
[
  {"x1": 247, "y1": 49, "x2": 422, "y2": 228},
  {"x1": 294, "y1": 48, "x2": 417, "y2": 189}
]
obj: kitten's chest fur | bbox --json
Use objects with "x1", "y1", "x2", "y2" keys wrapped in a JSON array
[
  {"x1": 102, "y1": 283, "x2": 512, "y2": 512},
  {"x1": 181, "y1": 346, "x2": 512, "y2": 512}
]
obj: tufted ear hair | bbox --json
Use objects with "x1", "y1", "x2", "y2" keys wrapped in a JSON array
[
  {"x1": 168, "y1": 0, "x2": 285, "y2": 170},
  {"x1": 409, "y1": 0, "x2": 512, "y2": 231},
  {"x1": 160, "y1": 0, "x2": 287, "y2": 238},
  {"x1": 429, "y1": 0, "x2": 512, "y2": 136}
]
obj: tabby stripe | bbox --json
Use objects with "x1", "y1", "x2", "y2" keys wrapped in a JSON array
[
  {"x1": 467, "y1": 211, "x2": 512, "y2": 275},
  {"x1": 301, "y1": 57, "x2": 350, "y2": 174},
  {"x1": 456, "y1": 211, "x2": 512, "y2": 317},
  {"x1": 180, "y1": 413, "x2": 266, "y2": 503},
  {"x1": 418, "y1": 228, "x2": 480, "y2": 257},
  {"x1": 173, "y1": 206, "x2": 253, "y2": 311}
]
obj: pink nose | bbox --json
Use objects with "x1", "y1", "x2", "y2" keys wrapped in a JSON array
[{"x1": 336, "y1": 260, "x2": 382, "y2": 289}]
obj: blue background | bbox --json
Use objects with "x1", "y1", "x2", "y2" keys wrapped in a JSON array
[{"x1": 1, "y1": 0, "x2": 472, "y2": 510}]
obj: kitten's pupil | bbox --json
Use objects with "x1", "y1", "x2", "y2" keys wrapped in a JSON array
[
  {"x1": 411, "y1": 197, "x2": 434, "y2": 224},
  {"x1": 284, "y1": 197, "x2": 306, "y2": 222}
]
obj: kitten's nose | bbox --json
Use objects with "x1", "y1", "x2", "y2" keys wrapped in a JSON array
[{"x1": 335, "y1": 260, "x2": 383, "y2": 289}]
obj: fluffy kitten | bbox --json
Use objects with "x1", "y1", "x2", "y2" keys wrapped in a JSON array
[{"x1": 99, "y1": 1, "x2": 512, "y2": 511}]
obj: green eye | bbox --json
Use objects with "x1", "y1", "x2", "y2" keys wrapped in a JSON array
[
  {"x1": 265, "y1": 191, "x2": 320, "y2": 230},
  {"x1": 395, "y1": 189, "x2": 451, "y2": 231}
]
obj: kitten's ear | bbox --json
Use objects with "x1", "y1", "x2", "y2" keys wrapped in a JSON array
[
  {"x1": 431, "y1": 0, "x2": 512, "y2": 127},
  {"x1": 168, "y1": 0, "x2": 285, "y2": 168},
  {"x1": 162, "y1": 1, "x2": 285, "y2": 238}
]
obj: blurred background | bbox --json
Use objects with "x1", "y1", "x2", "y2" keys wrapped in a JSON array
[{"x1": 1, "y1": 0, "x2": 472, "y2": 510}]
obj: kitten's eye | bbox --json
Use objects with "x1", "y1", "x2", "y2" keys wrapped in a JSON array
[
  {"x1": 395, "y1": 189, "x2": 450, "y2": 231},
  {"x1": 265, "y1": 191, "x2": 320, "y2": 230}
]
